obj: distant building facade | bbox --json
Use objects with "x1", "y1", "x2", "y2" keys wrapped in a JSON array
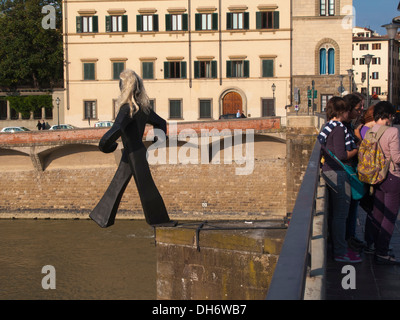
[
  {"x1": 352, "y1": 26, "x2": 400, "y2": 107},
  {"x1": 60, "y1": 0, "x2": 353, "y2": 127}
]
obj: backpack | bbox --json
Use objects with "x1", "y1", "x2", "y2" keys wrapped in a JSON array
[{"x1": 357, "y1": 126, "x2": 391, "y2": 185}]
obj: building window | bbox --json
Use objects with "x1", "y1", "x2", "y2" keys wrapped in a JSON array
[
  {"x1": 262, "y1": 59, "x2": 274, "y2": 77},
  {"x1": 227, "y1": 12, "x2": 249, "y2": 30},
  {"x1": 372, "y1": 43, "x2": 381, "y2": 50},
  {"x1": 372, "y1": 57, "x2": 381, "y2": 65},
  {"x1": 261, "y1": 99, "x2": 275, "y2": 117},
  {"x1": 359, "y1": 58, "x2": 365, "y2": 65},
  {"x1": 142, "y1": 61, "x2": 154, "y2": 79},
  {"x1": 83, "y1": 63, "x2": 95, "y2": 80},
  {"x1": 320, "y1": 0, "x2": 335, "y2": 16},
  {"x1": 84, "y1": 101, "x2": 97, "y2": 119},
  {"x1": 256, "y1": 11, "x2": 279, "y2": 29},
  {"x1": 226, "y1": 60, "x2": 249, "y2": 78},
  {"x1": 360, "y1": 44, "x2": 369, "y2": 50},
  {"x1": 164, "y1": 61, "x2": 187, "y2": 79},
  {"x1": 372, "y1": 72, "x2": 379, "y2": 79},
  {"x1": 149, "y1": 99, "x2": 155, "y2": 111},
  {"x1": 0, "y1": 100, "x2": 7, "y2": 120},
  {"x1": 195, "y1": 13, "x2": 218, "y2": 31},
  {"x1": 199, "y1": 99, "x2": 212, "y2": 119},
  {"x1": 194, "y1": 61, "x2": 217, "y2": 78},
  {"x1": 137, "y1": 14, "x2": 159, "y2": 32},
  {"x1": 45, "y1": 107, "x2": 53, "y2": 120},
  {"x1": 76, "y1": 16, "x2": 98, "y2": 33},
  {"x1": 169, "y1": 100, "x2": 182, "y2": 119},
  {"x1": 113, "y1": 62, "x2": 125, "y2": 80},
  {"x1": 321, "y1": 94, "x2": 333, "y2": 112},
  {"x1": 166, "y1": 14, "x2": 188, "y2": 31},
  {"x1": 319, "y1": 48, "x2": 335, "y2": 75},
  {"x1": 106, "y1": 15, "x2": 128, "y2": 32},
  {"x1": 372, "y1": 87, "x2": 381, "y2": 95}
]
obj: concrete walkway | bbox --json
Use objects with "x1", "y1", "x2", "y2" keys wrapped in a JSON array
[{"x1": 325, "y1": 206, "x2": 400, "y2": 300}]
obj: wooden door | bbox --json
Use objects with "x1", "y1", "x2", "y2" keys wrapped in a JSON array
[{"x1": 223, "y1": 92, "x2": 242, "y2": 115}]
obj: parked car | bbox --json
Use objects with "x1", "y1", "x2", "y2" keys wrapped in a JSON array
[
  {"x1": 0, "y1": 126, "x2": 31, "y2": 133},
  {"x1": 49, "y1": 124, "x2": 77, "y2": 130},
  {"x1": 94, "y1": 121, "x2": 114, "y2": 128}
]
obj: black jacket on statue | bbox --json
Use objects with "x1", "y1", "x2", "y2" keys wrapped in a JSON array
[{"x1": 90, "y1": 103, "x2": 172, "y2": 227}]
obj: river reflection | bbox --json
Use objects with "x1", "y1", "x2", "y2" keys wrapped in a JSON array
[{"x1": 0, "y1": 219, "x2": 156, "y2": 300}]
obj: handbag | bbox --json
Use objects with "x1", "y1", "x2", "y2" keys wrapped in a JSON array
[{"x1": 326, "y1": 149, "x2": 366, "y2": 200}]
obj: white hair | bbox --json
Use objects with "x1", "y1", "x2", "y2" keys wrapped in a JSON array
[{"x1": 117, "y1": 69, "x2": 151, "y2": 117}]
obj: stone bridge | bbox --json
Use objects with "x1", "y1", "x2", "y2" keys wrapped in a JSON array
[{"x1": 0, "y1": 117, "x2": 282, "y2": 172}]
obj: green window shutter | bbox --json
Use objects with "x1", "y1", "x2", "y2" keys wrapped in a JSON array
[
  {"x1": 136, "y1": 15, "x2": 142, "y2": 32},
  {"x1": 212, "y1": 13, "x2": 218, "y2": 30},
  {"x1": 181, "y1": 61, "x2": 187, "y2": 79},
  {"x1": 76, "y1": 16, "x2": 82, "y2": 33},
  {"x1": 164, "y1": 62, "x2": 170, "y2": 79},
  {"x1": 273, "y1": 11, "x2": 280, "y2": 29},
  {"x1": 84, "y1": 63, "x2": 95, "y2": 80},
  {"x1": 226, "y1": 61, "x2": 232, "y2": 78},
  {"x1": 105, "y1": 16, "x2": 111, "y2": 32},
  {"x1": 113, "y1": 62, "x2": 124, "y2": 80},
  {"x1": 122, "y1": 15, "x2": 128, "y2": 32},
  {"x1": 211, "y1": 61, "x2": 217, "y2": 78},
  {"x1": 256, "y1": 12, "x2": 261, "y2": 29},
  {"x1": 244, "y1": 12, "x2": 249, "y2": 29},
  {"x1": 194, "y1": 61, "x2": 200, "y2": 78},
  {"x1": 244, "y1": 60, "x2": 250, "y2": 77},
  {"x1": 153, "y1": 14, "x2": 159, "y2": 31},
  {"x1": 142, "y1": 62, "x2": 154, "y2": 79},
  {"x1": 262, "y1": 60, "x2": 274, "y2": 77},
  {"x1": 92, "y1": 16, "x2": 98, "y2": 33},
  {"x1": 165, "y1": 14, "x2": 171, "y2": 31},
  {"x1": 226, "y1": 13, "x2": 232, "y2": 30},
  {"x1": 182, "y1": 14, "x2": 188, "y2": 31},
  {"x1": 195, "y1": 14, "x2": 201, "y2": 30}
]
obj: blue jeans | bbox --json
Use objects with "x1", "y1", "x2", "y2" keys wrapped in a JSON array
[{"x1": 322, "y1": 170, "x2": 351, "y2": 256}]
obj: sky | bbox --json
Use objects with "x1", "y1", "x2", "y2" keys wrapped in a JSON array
[{"x1": 353, "y1": 0, "x2": 399, "y2": 35}]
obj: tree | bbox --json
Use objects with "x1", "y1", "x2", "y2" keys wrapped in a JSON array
[{"x1": 0, "y1": 0, "x2": 63, "y2": 89}]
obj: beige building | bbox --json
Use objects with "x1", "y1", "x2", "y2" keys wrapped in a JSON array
[
  {"x1": 60, "y1": 0, "x2": 353, "y2": 127},
  {"x1": 63, "y1": 0, "x2": 292, "y2": 127},
  {"x1": 352, "y1": 26, "x2": 400, "y2": 107},
  {"x1": 292, "y1": 0, "x2": 353, "y2": 113}
]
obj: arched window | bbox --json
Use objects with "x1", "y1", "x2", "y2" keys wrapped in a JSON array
[
  {"x1": 319, "y1": 47, "x2": 335, "y2": 75},
  {"x1": 328, "y1": 48, "x2": 335, "y2": 75}
]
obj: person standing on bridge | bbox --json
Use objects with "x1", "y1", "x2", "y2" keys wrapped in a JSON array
[
  {"x1": 364, "y1": 102, "x2": 400, "y2": 265},
  {"x1": 343, "y1": 94, "x2": 365, "y2": 253},
  {"x1": 318, "y1": 97, "x2": 361, "y2": 263}
]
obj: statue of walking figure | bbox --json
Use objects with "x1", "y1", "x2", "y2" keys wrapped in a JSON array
[{"x1": 90, "y1": 69, "x2": 176, "y2": 228}]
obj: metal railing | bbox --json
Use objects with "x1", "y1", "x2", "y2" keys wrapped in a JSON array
[{"x1": 266, "y1": 140, "x2": 322, "y2": 300}]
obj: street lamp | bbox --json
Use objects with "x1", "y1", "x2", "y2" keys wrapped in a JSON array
[
  {"x1": 382, "y1": 23, "x2": 399, "y2": 104},
  {"x1": 347, "y1": 69, "x2": 354, "y2": 93},
  {"x1": 362, "y1": 54, "x2": 374, "y2": 109},
  {"x1": 271, "y1": 83, "x2": 276, "y2": 116},
  {"x1": 339, "y1": 75, "x2": 344, "y2": 97},
  {"x1": 56, "y1": 97, "x2": 60, "y2": 126}
]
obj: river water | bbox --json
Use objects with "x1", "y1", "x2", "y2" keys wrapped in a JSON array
[{"x1": 0, "y1": 219, "x2": 156, "y2": 300}]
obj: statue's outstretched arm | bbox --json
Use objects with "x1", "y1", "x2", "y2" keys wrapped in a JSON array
[{"x1": 99, "y1": 104, "x2": 131, "y2": 153}]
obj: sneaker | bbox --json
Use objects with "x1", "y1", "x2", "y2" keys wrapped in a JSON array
[{"x1": 334, "y1": 249, "x2": 362, "y2": 263}]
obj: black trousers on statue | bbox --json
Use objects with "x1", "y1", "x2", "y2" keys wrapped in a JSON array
[{"x1": 90, "y1": 104, "x2": 173, "y2": 227}]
